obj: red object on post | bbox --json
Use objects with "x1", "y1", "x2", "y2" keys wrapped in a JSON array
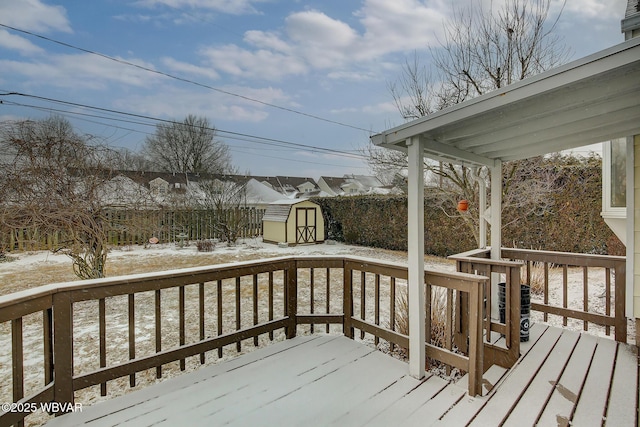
[{"x1": 457, "y1": 199, "x2": 469, "y2": 212}]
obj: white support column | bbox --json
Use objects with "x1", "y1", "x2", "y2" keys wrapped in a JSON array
[
  {"x1": 407, "y1": 136, "x2": 425, "y2": 379},
  {"x1": 490, "y1": 160, "x2": 502, "y2": 319},
  {"x1": 490, "y1": 160, "x2": 502, "y2": 260},
  {"x1": 472, "y1": 168, "x2": 488, "y2": 249}
]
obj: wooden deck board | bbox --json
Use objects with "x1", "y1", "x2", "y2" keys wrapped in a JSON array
[
  {"x1": 536, "y1": 333, "x2": 598, "y2": 426},
  {"x1": 468, "y1": 326, "x2": 563, "y2": 426},
  {"x1": 228, "y1": 349, "x2": 410, "y2": 426},
  {"x1": 327, "y1": 375, "x2": 421, "y2": 426},
  {"x1": 501, "y1": 329, "x2": 580, "y2": 426},
  {"x1": 44, "y1": 324, "x2": 638, "y2": 427},
  {"x1": 403, "y1": 382, "x2": 467, "y2": 426},
  {"x1": 605, "y1": 343, "x2": 639, "y2": 426},
  {"x1": 571, "y1": 337, "x2": 618, "y2": 427},
  {"x1": 364, "y1": 375, "x2": 448, "y2": 425}
]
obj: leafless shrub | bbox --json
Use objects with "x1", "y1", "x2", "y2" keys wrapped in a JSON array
[{"x1": 196, "y1": 240, "x2": 215, "y2": 252}]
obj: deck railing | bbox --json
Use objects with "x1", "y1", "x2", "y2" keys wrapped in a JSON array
[
  {"x1": 0, "y1": 255, "x2": 487, "y2": 427},
  {"x1": 449, "y1": 252, "x2": 524, "y2": 370},
  {"x1": 451, "y1": 248, "x2": 627, "y2": 344}
]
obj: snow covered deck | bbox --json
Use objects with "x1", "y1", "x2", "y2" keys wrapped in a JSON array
[{"x1": 45, "y1": 323, "x2": 638, "y2": 427}]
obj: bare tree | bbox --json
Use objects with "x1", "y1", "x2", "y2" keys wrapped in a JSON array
[
  {"x1": 368, "y1": 0, "x2": 569, "y2": 246},
  {"x1": 194, "y1": 177, "x2": 249, "y2": 244},
  {"x1": 432, "y1": 0, "x2": 569, "y2": 107},
  {"x1": 143, "y1": 115, "x2": 232, "y2": 174},
  {"x1": 0, "y1": 116, "x2": 113, "y2": 278}
]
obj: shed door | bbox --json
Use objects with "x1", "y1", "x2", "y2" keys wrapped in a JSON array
[{"x1": 296, "y1": 207, "x2": 316, "y2": 244}]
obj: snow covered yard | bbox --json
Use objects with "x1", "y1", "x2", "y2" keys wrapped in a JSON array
[
  {"x1": 0, "y1": 239, "x2": 634, "y2": 426},
  {"x1": 0, "y1": 240, "x2": 453, "y2": 426}
]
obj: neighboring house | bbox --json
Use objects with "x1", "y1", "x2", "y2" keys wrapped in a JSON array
[
  {"x1": 253, "y1": 176, "x2": 322, "y2": 198},
  {"x1": 98, "y1": 174, "x2": 157, "y2": 208},
  {"x1": 318, "y1": 175, "x2": 401, "y2": 196},
  {"x1": 100, "y1": 172, "x2": 400, "y2": 208}
]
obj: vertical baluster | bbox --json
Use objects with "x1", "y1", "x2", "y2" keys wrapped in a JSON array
[
  {"x1": 179, "y1": 286, "x2": 185, "y2": 370},
  {"x1": 217, "y1": 280, "x2": 223, "y2": 358},
  {"x1": 425, "y1": 282, "x2": 432, "y2": 370},
  {"x1": 310, "y1": 268, "x2": 315, "y2": 334},
  {"x1": 543, "y1": 263, "x2": 549, "y2": 322},
  {"x1": 446, "y1": 288, "x2": 453, "y2": 375},
  {"x1": 253, "y1": 274, "x2": 259, "y2": 346},
  {"x1": 52, "y1": 292, "x2": 74, "y2": 412},
  {"x1": 605, "y1": 268, "x2": 611, "y2": 336},
  {"x1": 562, "y1": 265, "x2": 568, "y2": 327},
  {"x1": 155, "y1": 289, "x2": 162, "y2": 378},
  {"x1": 128, "y1": 294, "x2": 135, "y2": 387},
  {"x1": 583, "y1": 267, "x2": 589, "y2": 331},
  {"x1": 199, "y1": 282, "x2": 205, "y2": 364},
  {"x1": 326, "y1": 268, "x2": 330, "y2": 333},
  {"x1": 343, "y1": 263, "x2": 354, "y2": 339},
  {"x1": 374, "y1": 274, "x2": 380, "y2": 346},
  {"x1": 236, "y1": 277, "x2": 241, "y2": 352},
  {"x1": 12, "y1": 317, "x2": 24, "y2": 426},
  {"x1": 43, "y1": 308, "x2": 53, "y2": 387},
  {"x1": 360, "y1": 271, "x2": 366, "y2": 340},
  {"x1": 390, "y1": 277, "x2": 396, "y2": 353},
  {"x1": 99, "y1": 298, "x2": 107, "y2": 395},
  {"x1": 268, "y1": 272, "x2": 274, "y2": 341}
]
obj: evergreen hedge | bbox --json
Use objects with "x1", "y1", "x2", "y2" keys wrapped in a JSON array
[{"x1": 314, "y1": 156, "x2": 624, "y2": 256}]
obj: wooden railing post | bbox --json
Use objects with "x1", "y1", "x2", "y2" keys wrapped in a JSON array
[
  {"x1": 52, "y1": 292, "x2": 74, "y2": 414},
  {"x1": 614, "y1": 261, "x2": 627, "y2": 343},
  {"x1": 285, "y1": 261, "x2": 298, "y2": 339},
  {"x1": 343, "y1": 260, "x2": 354, "y2": 339},
  {"x1": 468, "y1": 280, "x2": 484, "y2": 397}
]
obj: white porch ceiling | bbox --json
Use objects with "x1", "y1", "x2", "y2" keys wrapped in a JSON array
[{"x1": 371, "y1": 37, "x2": 640, "y2": 167}]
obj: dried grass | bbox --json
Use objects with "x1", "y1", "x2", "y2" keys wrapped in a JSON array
[
  {"x1": 395, "y1": 287, "x2": 448, "y2": 349},
  {"x1": 528, "y1": 262, "x2": 547, "y2": 296}
]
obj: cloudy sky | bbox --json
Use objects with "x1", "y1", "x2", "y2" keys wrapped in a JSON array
[{"x1": 0, "y1": 0, "x2": 629, "y2": 178}]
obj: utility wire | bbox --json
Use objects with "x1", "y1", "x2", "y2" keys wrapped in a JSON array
[
  {"x1": 0, "y1": 93, "x2": 369, "y2": 162},
  {"x1": 0, "y1": 23, "x2": 375, "y2": 134},
  {"x1": 2, "y1": 99, "x2": 369, "y2": 170},
  {"x1": 0, "y1": 91, "x2": 368, "y2": 160}
]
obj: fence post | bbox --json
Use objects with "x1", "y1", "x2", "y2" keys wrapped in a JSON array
[
  {"x1": 343, "y1": 260, "x2": 354, "y2": 339},
  {"x1": 285, "y1": 260, "x2": 298, "y2": 339},
  {"x1": 52, "y1": 292, "x2": 74, "y2": 414},
  {"x1": 614, "y1": 261, "x2": 627, "y2": 343}
]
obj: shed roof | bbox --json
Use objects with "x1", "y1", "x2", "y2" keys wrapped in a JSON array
[
  {"x1": 371, "y1": 37, "x2": 640, "y2": 167},
  {"x1": 262, "y1": 199, "x2": 319, "y2": 222}
]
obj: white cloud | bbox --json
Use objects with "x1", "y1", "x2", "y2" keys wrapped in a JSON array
[
  {"x1": 162, "y1": 57, "x2": 220, "y2": 80},
  {"x1": 356, "y1": 0, "x2": 448, "y2": 55},
  {"x1": 0, "y1": 54, "x2": 161, "y2": 90},
  {"x1": 244, "y1": 30, "x2": 292, "y2": 53},
  {"x1": 199, "y1": 44, "x2": 308, "y2": 80},
  {"x1": 326, "y1": 70, "x2": 378, "y2": 82},
  {"x1": 0, "y1": 29, "x2": 44, "y2": 55},
  {"x1": 554, "y1": 0, "x2": 627, "y2": 20},
  {"x1": 113, "y1": 85, "x2": 292, "y2": 123},
  {"x1": 134, "y1": 0, "x2": 267, "y2": 15},
  {"x1": 0, "y1": 0, "x2": 71, "y2": 33},
  {"x1": 189, "y1": 0, "x2": 449, "y2": 81}
]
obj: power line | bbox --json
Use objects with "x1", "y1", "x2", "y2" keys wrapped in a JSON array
[
  {"x1": 2, "y1": 99, "x2": 369, "y2": 170},
  {"x1": 0, "y1": 22, "x2": 375, "y2": 134},
  {"x1": 0, "y1": 92, "x2": 372, "y2": 172},
  {"x1": 0, "y1": 91, "x2": 368, "y2": 160}
]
